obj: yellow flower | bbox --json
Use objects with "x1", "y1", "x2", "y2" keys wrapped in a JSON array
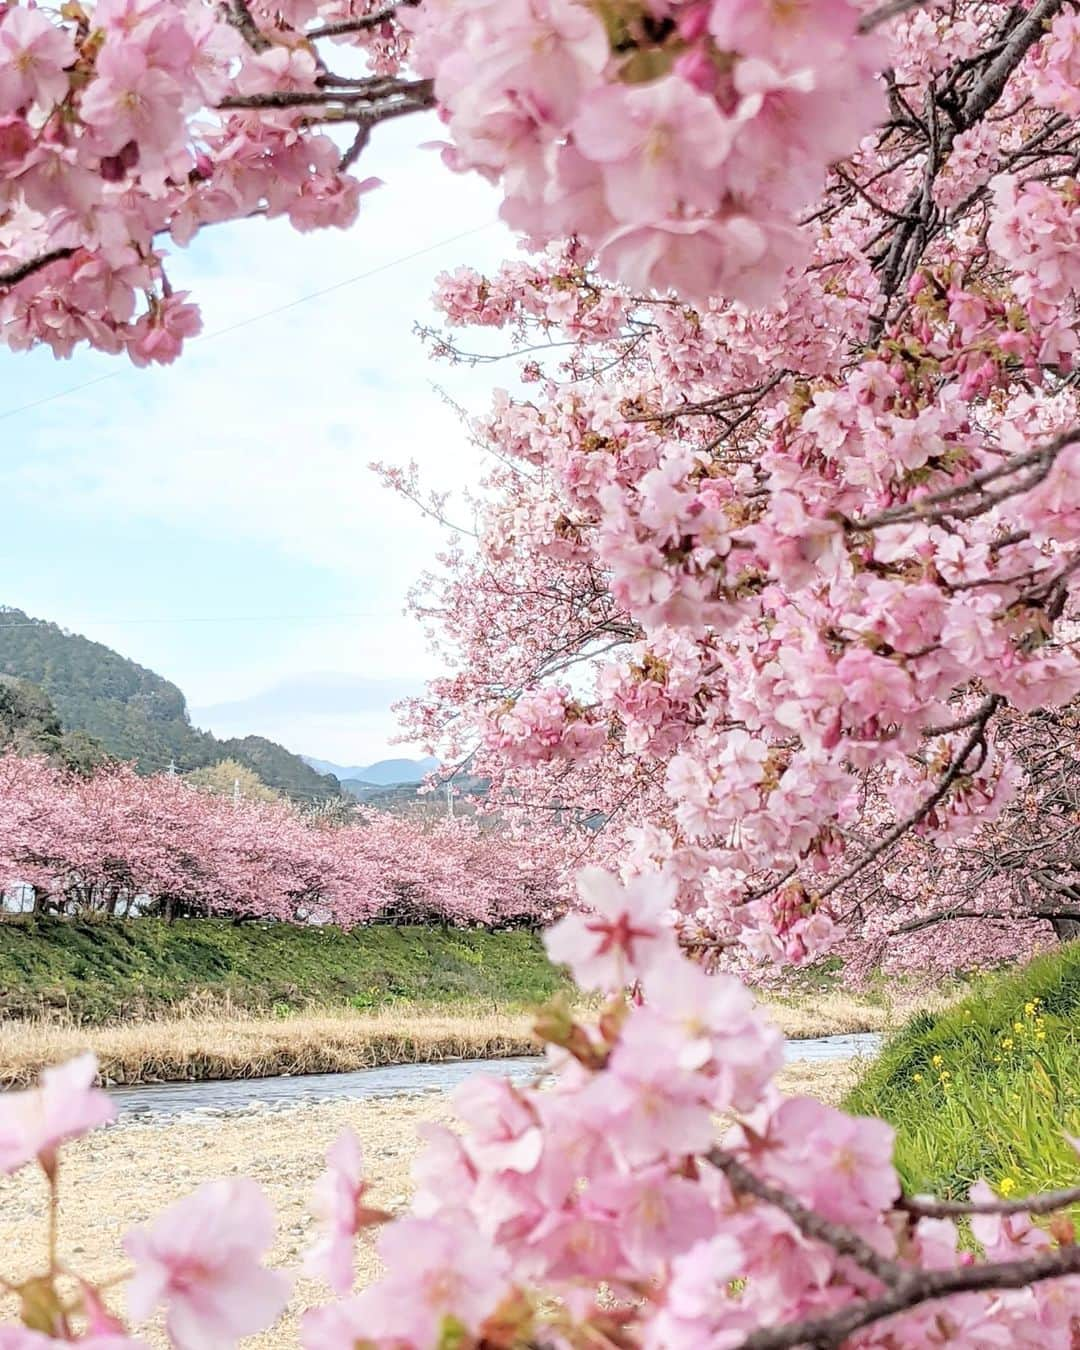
[
  {"x1": 1024, "y1": 1002, "x2": 1036, "y2": 1016},
  {"x1": 913, "y1": 1073, "x2": 923, "y2": 1082},
  {"x1": 931, "y1": 1054, "x2": 943, "y2": 1067},
  {"x1": 1013, "y1": 1021, "x2": 1024, "y2": 1033},
  {"x1": 939, "y1": 1070, "x2": 952, "y2": 1080},
  {"x1": 1001, "y1": 1037, "x2": 1014, "y2": 1050},
  {"x1": 998, "y1": 1177, "x2": 1017, "y2": 1197},
  {"x1": 1036, "y1": 1030, "x2": 1047, "y2": 1042}
]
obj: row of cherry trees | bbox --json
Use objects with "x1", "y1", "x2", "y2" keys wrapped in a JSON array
[
  {"x1": 4, "y1": 0, "x2": 1080, "y2": 1344},
  {"x1": 0, "y1": 753, "x2": 566, "y2": 929}
]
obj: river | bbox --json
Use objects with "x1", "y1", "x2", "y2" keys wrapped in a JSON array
[{"x1": 104, "y1": 1030, "x2": 882, "y2": 1120}]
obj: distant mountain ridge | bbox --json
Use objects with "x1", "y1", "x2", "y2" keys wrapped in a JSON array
[
  {"x1": 303, "y1": 755, "x2": 440, "y2": 786},
  {"x1": 0, "y1": 607, "x2": 342, "y2": 800}
]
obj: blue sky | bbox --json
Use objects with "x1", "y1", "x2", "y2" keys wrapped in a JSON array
[{"x1": 0, "y1": 116, "x2": 515, "y2": 764}]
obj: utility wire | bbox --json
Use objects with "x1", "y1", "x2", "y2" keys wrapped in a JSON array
[
  {"x1": 0, "y1": 612, "x2": 401, "y2": 629},
  {"x1": 0, "y1": 221, "x2": 496, "y2": 422}
]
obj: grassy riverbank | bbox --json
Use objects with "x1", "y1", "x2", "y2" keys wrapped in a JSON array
[
  {"x1": 0, "y1": 914, "x2": 569, "y2": 1022},
  {"x1": 845, "y1": 942, "x2": 1080, "y2": 1202},
  {"x1": 0, "y1": 913, "x2": 938, "y2": 1087}
]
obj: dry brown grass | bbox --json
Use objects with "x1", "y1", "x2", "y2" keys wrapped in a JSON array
[
  {"x1": 0, "y1": 1059, "x2": 857, "y2": 1348},
  {"x1": 0, "y1": 1007, "x2": 541, "y2": 1089},
  {"x1": 760, "y1": 986, "x2": 953, "y2": 1040},
  {"x1": 0, "y1": 983, "x2": 949, "y2": 1088}
]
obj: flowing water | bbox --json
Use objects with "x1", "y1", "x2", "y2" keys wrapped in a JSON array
[{"x1": 103, "y1": 1031, "x2": 883, "y2": 1121}]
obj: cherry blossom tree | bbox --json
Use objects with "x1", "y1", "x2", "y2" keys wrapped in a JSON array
[
  {"x1": 3, "y1": 0, "x2": 1080, "y2": 1343},
  {"x1": 375, "y1": 0, "x2": 1080, "y2": 970}
]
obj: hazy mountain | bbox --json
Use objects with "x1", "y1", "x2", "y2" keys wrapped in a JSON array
[
  {"x1": 303, "y1": 755, "x2": 440, "y2": 785},
  {"x1": 0, "y1": 607, "x2": 342, "y2": 800}
]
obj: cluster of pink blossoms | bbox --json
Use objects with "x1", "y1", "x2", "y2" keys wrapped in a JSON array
[
  {"x1": 390, "y1": 0, "x2": 1080, "y2": 971},
  {"x1": 483, "y1": 686, "x2": 607, "y2": 765},
  {"x1": 0, "y1": 0, "x2": 419, "y2": 362},
  {"x1": 0, "y1": 0, "x2": 896, "y2": 367},
  {"x1": 5, "y1": 871, "x2": 1080, "y2": 1348},
  {"x1": 410, "y1": 0, "x2": 884, "y2": 306}
]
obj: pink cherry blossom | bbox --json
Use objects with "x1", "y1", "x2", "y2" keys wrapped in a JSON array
[
  {"x1": 544, "y1": 866, "x2": 679, "y2": 991},
  {"x1": 349, "y1": 1213, "x2": 510, "y2": 1346},
  {"x1": 0, "y1": 8, "x2": 76, "y2": 116},
  {"x1": 124, "y1": 1178, "x2": 291, "y2": 1349},
  {"x1": 0, "y1": 1053, "x2": 113, "y2": 1176},
  {"x1": 304, "y1": 1130, "x2": 385, "y2": 1296}
]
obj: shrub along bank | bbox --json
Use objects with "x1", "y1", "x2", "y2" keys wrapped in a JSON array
[
  {"x1": 844, "y1": 941, "x2": 1080, "y2": 1202},
  {"x1": 0, "y1": 915, "x2": 570, "y2": 1024}
]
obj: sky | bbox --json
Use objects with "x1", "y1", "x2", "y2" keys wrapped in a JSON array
[{"x1": 0, "y1": 115, "x2": 518, "y2": 766}]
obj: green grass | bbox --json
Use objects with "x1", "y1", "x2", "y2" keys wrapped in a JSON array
[
  {"x1": 0, "y1": 915, "x2": 570, "y2": 1024},
  {"x1": 845, "y1": 942, "x2": 1080, "y2": 1201}
]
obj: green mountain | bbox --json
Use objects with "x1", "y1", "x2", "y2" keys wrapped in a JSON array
[
  {"x1": 0, "y1": 675, "x2": 107, "y2": 773},
  {"x1": 0, "y1": 607, "x2": 341, "y2": 800}
]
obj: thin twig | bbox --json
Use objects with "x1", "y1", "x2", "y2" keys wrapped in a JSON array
[
  {"x1": 900, "y1": 1186, "x2": 1080, "y2": 1219},
  {"x1": 816, "y1": 696, "x2": 1002, "y2": 901},
  {"x1": 857, "y1": 0, "x2": 932, "y2": 33}
]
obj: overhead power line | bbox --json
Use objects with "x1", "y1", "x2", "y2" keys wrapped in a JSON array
[
  {"x1": 0, "y1": 611, "x2": 401, "y2": 629},
  {"x1": 0, "y1": 220, "x2": 497, "y2": 422}
]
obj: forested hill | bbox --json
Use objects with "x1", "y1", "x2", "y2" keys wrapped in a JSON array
[{"x1": 0, "y1": 607, "x2": 341, "y2": 799}]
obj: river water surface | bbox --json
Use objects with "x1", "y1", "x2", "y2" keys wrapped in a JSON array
[{"x1": 104, "y1": 1031, "x2": 883, "y2": 1120}]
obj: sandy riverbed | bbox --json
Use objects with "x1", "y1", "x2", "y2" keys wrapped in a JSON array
[{"x1": 0, "y1": 1058, "x2": 859, "y2": 1347}]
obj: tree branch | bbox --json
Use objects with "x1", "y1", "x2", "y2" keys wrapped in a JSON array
[
  {"x1": 0, "y1": 248, "x2": 77, "y2": 291},
  {"x1": 307, "y1": 0, "x2": 421, "y2": 39},
  {"x1": 857, "y1": 0, "x2": 932, "y2": 32},
  {"x1": 221, "y1": 0, "x2": 271, "y2": 52},
  {"x1": 816, "y1": 695, "x2": 1002, "y2": 902},
  {"x1": 900, "y1": 1186, "x2": 1080, "y2": 1219},
  {"x1": 707, "y1": 1149, "x2": 902, "y2": 1288},
  {"x1": 887, "y1": 905, "x2": 1065, "y2": 936},
  {"x1": 843, "y1": 427, "x2": 1080, "y2": 533},
  {"x1": 218, "y1": 78, "x2": 433, "y2": 111},
  {"x1": 736, "y1": 1245, "x2": 1080, "y2": 1349}
]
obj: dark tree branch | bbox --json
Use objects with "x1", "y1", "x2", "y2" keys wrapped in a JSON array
[
  {"x1": 735, "y1": 1245, "x2": 1080, "y2": 1349},
  {"x1": 816, "y1": 695, "x2": 1003, "y2": 902},
  {"x1": 221, "y1": 0, "x2": 271, "y2": 52},
  {"x1": 0, "y1": 248, "x2": 77, "y2": 291},
  {"x1": 867, "y1": 0, "x2": 1064, "y2": 340},
  {"x1": 307, "y1": 0, "x2": 421, "y2": 39},
  {"x1": 707, "y1": 1149, "x2": 902, "y2": 1287},
  {"x1": 888, "y1": 905, "x2": 1080, "y2": 936}
]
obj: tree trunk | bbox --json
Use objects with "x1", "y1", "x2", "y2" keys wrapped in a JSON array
[{"x1": 1049, "y1": 916, "x2": 1080, "y2": 942}]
